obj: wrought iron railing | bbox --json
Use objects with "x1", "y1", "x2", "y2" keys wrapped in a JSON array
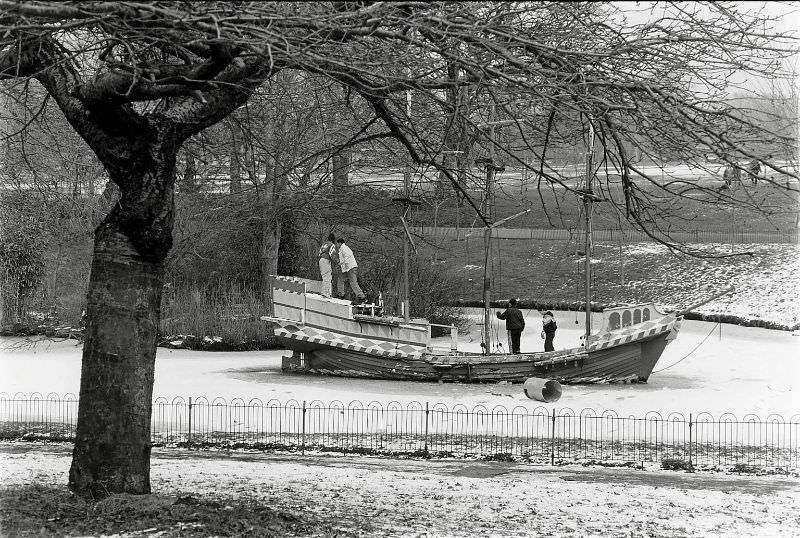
[{"x1": 1, "y1": 392, "x2": 798, "y2": 470}]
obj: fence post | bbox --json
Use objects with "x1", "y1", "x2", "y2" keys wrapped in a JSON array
[
  {"x1": 424, "y1": 402, "x2": 430, "y2": 453},
  {"x1": 301, "y1": 400, "x2": 307, "y2": 456},
  {"x1": 551, "y1": 408, "x2": 556, "y2": 466},
  {"x1": 187, "y1": 397, "x2": 192, "y2": 449},
  {"x1": 688, "y1": 412, "x2": 693, "y2": 466}
]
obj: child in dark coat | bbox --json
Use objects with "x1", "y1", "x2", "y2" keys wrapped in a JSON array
[{"x1": 541, "y1": 311, "x2": 557, "y2": 352}]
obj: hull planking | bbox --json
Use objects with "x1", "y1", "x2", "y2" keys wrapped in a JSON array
[{"x1": 266, "y1": 275, "x2": 681, "y2": 384}]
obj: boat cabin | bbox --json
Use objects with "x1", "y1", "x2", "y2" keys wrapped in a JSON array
[{"x1": 265, "y1": 275, "x2": 458, "y2": 363}]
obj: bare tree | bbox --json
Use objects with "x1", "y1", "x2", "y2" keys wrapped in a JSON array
[{"x1": 1, "y1": 1, "x2": 797, "y2": 499}]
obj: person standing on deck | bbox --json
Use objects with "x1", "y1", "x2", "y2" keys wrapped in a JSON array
[
  {"x1": 496, "y1": 298, "x2": 525, "y2": 354},
  {"x1": 541, "y1": 311, "x2": 557, "y2": 352},
  {"x1": 330, "y1": 238, "x2": 346, "y2": 299},
  {"x1": 336, "y1": 238, "x2": 366, "y2": 304},
  {"x1": 318, "y1": 233, "x2": 336, "y2": 297}
]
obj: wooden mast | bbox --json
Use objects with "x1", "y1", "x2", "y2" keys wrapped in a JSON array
[
  {"x1": 400, "y1": 90, "x2": 414, "y2": 322},
  {"x1": 475, "y1": 110, "x2": 518, "y2": 354},
  {"x1": 481, "y1": 114, "x2": 496, "y2": 354},
  {"x1": 583, "y1": 121, "x2": 596, "y2": 343}
]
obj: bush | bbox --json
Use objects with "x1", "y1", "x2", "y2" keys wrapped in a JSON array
[
  {"x1": 159, "y1": 282, "x2": 279, "y2": 350},
  {"x1": 0, "y1": 204, "x2": 47, "y2": 329},
  {"x1": 167, "y1": 193, "x2": 308, "y2": 292},
  {"x1": 661, "y1": 457, "x2": 694, "y2": 472},
  {"x1": 730, "y1": 463, "x2": 759, "y2": 474},
  {"x1": 357, "y1": 242, "x2": 469, "y2": 336}
]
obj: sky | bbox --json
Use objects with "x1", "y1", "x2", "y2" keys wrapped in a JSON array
[
  {"x1": 615, "y1": 1, "x2": 799, "y2": 95},
  {"x1": 617, "y1": 1, "x2": 798, "y2": 34}
]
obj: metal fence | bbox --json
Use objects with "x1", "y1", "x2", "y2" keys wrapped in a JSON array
[{"x1": 1, "y1": 392, "x2": 798, "y2": 470}]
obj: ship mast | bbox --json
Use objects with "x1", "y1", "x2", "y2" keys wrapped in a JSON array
[
  {"x1": 396, "y1": 90, "x2": 417, "y2": 323},
  {"x1": 482, "y1": 116, "x2": 496, "y2": 355},
  {"x1": 477, "y1": 107, "x2": 507, "y2": 354},
  {"x1": 581, "y1": 120, "x2": 597, "y2": 343},
  {"x1": 472, "y1": 109, "x2": 521, "y2": 354}
]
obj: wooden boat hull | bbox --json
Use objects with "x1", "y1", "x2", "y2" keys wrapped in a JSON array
[
  {"x1": 281, "y1": 329, "x2": 674, "y2": 384},
  {"x1": 267, "y1": 275, "x2": 681, "y2": 384}
]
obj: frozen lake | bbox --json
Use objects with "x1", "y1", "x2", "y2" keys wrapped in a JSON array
[{"x1": 2, "y1": 312, "x2": 798, "y2": 419}]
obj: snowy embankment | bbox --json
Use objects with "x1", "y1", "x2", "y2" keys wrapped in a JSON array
[
  {"x1": 457, "y1": 242, "x2": 800, "y2": 331},
  {"x1": 618, "y1": 242, "x2": 800, "y2": 330}
]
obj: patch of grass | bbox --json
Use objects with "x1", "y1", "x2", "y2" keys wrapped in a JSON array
[
  {"x1": 726, "y1": 462, "x2": 794, "y2": 476},
  {"x1": 483, "y1": 452, "x2": 516, "y2": 462},
  {"x1": 730, "y1": 463, "x2": 759, "y2": 474},
  {"x1": 0, "y1": 484, "x2": 315, "y2": 538},
  {"x1": 579, "y1": 459, "x2": 643, "y2": 469},
  {"x1": 159, "y1": 283, "x2": 279, "y2": 350},
  {"x1": 661, "y1": 457, "x2": 695, "y2": 472}
]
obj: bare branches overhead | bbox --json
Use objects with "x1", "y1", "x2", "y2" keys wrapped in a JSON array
[{"x1": 1, "y1": 1, "x2": 797, "y2": 239}]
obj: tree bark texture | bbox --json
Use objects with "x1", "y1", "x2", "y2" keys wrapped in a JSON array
[
  {"x1": 69, "y1": 133, "x2": 177, "y2": 498},
  {"x1": 332, "y1": 149, "x2": 350, "y2": 192},
  {"x1": 182, "y1": 153, "x2": 198, "y2": 193},
  {"x1": 229, "y1": 121, "x2": 242, "y2": 194},
  {"x1": 259, "y1": 177, "x2": 281, "y2": 296},
  {"x1": 68, "y1": 229, "x2": 162, "y2": 497}
]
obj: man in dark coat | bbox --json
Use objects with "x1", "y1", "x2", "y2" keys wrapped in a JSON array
[{"x1": 496, "y1": 298, "x2": 525, "y2": 354}]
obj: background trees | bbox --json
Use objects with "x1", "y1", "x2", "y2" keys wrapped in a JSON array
[{"x1": 1, "y1": 1, "x2": 796, "y2": 498}]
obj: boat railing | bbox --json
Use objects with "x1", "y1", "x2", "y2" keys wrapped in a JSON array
[
  {"x1": 428, "y1": 323, "x2": 458, "y2": 354},
  {"x1": 259, "y1": 315, "x2": 300, "y2": 325},
  {"x1": 596, "y1": 303, "x2": 664, "y2": 334}
]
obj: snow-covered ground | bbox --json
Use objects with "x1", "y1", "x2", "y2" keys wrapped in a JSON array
[
  {"x1": 2, "y1": 313, "x2": 797, "y2": 419},
  {"x1": 3, "y1": 443, "x2": 799, "y2": 537}
]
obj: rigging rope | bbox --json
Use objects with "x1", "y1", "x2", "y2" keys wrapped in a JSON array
[
  {"x1": 651, "y1": 321, "x2": 720, "y2": 373},
  {"x1": 652, "y1": 289, "x2": 736, "y2": 373}
]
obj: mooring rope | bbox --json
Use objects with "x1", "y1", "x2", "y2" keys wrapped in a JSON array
[
  {"x1": 651, "y1": 321, "x2": 720, "y2": 373},
  {"x1": 652, "y1": 288, "x2": 736, "y2": 373}
]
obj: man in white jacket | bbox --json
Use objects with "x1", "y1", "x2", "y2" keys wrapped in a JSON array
[{"x1": 335, "y1": 238, "x2": 366, "y2": 303}]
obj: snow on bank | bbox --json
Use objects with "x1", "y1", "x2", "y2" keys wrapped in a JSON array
[
  {"x1": 613, "y1": 242, "x2": 800, "y2": 329},
  {"x1": 2, "y1": 315, "x2": 798, "y2": 418},
  {"x1": 2, "y1": 444, "x2": 799, "y2": 537}
]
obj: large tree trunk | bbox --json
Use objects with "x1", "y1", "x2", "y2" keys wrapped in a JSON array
[
  {"x1": 332, "y1": 149, "x2": 350, "y2": 192},
  {"x1": 182, "y1": 153, "x2": 198, "y2": 193},
  {"x1": 229, "y1": 122, "x2": 242, "y2": 194},
  {"x1": 69, "y1": 230, "x2": 162, "y2": 497},
  {"x1": 261, "y1": 210, "x2": 281, "y2": 292},
  {"x1": 69, "y1": 134, "x2": 176, "y2": 499},
  {"x1": 259, "y1": 165, "x2": 282, "y2": 293}
]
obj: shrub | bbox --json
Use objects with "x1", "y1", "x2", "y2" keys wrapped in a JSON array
[
  {"x1": 159, "y1": 282, "x2": 279, "y2": 350},
  {"x1": 0, "y1": 206, "x2": 47, "y2": 330},
  {"x1": 730, "y1": 463, "x2": 759, "y2": 474},
  {"x1": 484, "y1": 452, "x2": 515, "y2": 462},
  {"x1": 661, "y1": 457, "x2": 694, "y2": 472},
  {"x1": 358, "y1": 242, "x2": 469, "y2": 336},
  {"x1": 167, "y1": 193, "x2": 308, "y2": 293}
]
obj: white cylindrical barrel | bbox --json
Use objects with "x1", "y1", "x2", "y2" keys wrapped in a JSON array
[{"x1": 523, "y1": 377, "x2": 562, "y2": 403}]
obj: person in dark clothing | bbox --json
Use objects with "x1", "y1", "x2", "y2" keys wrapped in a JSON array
[
  {"x1": 746, "y1": 159, "x2": 761, "y2": 185},
  {"x1": 496, "y1": 298, "x2": 525, "y2": 354},
  {"x1": 541, "y1": 311, "x2": 557, "y2": 352}
]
